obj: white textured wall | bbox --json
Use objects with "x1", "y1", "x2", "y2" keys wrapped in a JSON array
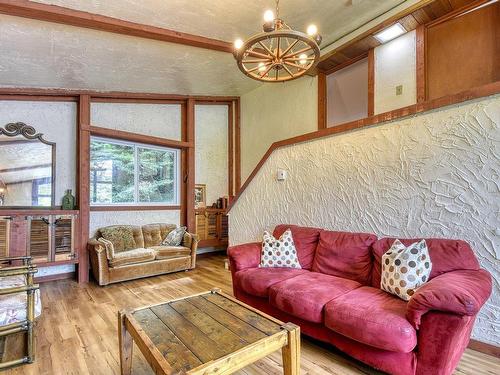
[
  {"x1": 195, "y1": 105, "x2": 228, "y2": 205},
  {"x1": 91, "y1": 102, "x2": 182, "y2": 140},
  {"x1": 229, "y1": 95, "x2": 500, "y2": 346},
  {"x1": 374, "y1": 30, "x2": 417, "y2": 114},
  {"x1": 89, "y1": 210, "x2": 180, "y2": 237},
  {"x1": 240, "y1": 76, "x2": 318, "y2": 182},
  {"x1": 0, "y1": 101, "x2": 77, "y2": 205}
]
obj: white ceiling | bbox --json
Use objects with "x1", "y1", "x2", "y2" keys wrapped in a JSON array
[{"x1": 0, "y1": 0, "x2": 408, "y2": 95}]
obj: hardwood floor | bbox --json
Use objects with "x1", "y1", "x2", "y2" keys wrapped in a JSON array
[{"x1": 4, "y1": 254, "x2": 500, "y2": 375}]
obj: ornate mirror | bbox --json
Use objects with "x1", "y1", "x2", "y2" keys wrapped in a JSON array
[{"x1": 0, "y1": 122, "x2": 56, "y2": 208}]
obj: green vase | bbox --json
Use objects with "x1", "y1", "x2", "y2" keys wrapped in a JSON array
[{"x1": 62, "y1": 189, "x2": 75, "y2": 210}]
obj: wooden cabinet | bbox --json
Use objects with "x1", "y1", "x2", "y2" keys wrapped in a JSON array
[
  {"x1": 0, "y1": 210, "x2": 78, "y2": 266},
  {"x1": 195, "y1": 208, "x2": 228, "y2": 248}
]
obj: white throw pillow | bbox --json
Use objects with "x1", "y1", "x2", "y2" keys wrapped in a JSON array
[
  {"x1": 259, "y1": 229, "x2": 301, "y2": 268},
  {"x1": 381, "y1": 239, "x2": 432, "y2": 301},
  {"x1": 161, "y1": 226, "x2": 186, "y2": 246}
]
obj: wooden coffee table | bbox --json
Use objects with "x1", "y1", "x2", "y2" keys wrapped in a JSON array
[{"x1": 118, "y1": 288, "x2": 300, "y2": 375}]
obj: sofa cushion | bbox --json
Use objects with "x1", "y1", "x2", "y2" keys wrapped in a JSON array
[
  {"x1": 311, "y1": 230, "x2": 377, "y2": 285},
  {"x1": 234, "y1": 267, "x2": 308, "y2": 298},
  {"x1": 100, "y1": 226, "x2": 137, "y2": 252},
  {"x1": 269, "y1": 272, "x2": 361, "y2": 323},
  {"x1": 108, "y1": 248, "x2": 156, "y2": 267},
  {"x1": 142, "y1": 223, "x2": 177, "y2": 248},
  {"x1": 324, "y1": 286, "x2": 417, "y2": 353},
  {"x1": 150, "y1": 245, "x2": 191, "y2": 260},
  {"x1": 273, "y1": 225, "x2": 321, "y2": 269},
  {"x1": 371, "y1": 238, "x2": 480, "y2": 287}
]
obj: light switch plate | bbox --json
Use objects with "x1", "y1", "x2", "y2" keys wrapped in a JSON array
[
  {"x1": 277, "y1": 169, "x2": 287, "y2": 181},
  {"x1": 396, "y1": 85, "x2": 403, "y2": 96}
]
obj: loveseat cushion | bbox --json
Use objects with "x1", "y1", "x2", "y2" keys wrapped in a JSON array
[
  {"x1": 273, "y1": 225, "x2": 321, "y2": 269},
  {"x1": 233, "y1": 267, "x2": 308, "y2": 298},
  {"x1": 150, "y1": 245, "x2": 191, "y2": 260},
  {"x1": 142, "y1": 223, "x2": 177, "y2": 248},
  {"x1": 371, "y1": 238, "x2": 480, "y2": 287},
  {"x1": 108, "y1": 248, "x2": 156, "y2": 267},
  {"x1": 311, "y1": 230, "x2": 377, "y2": 285},
  {"x1": 324, "y1": 286, "x2": 417, "y2": 353},
  {"x1": 269, "y1": 272, "x2": 361, "y2": 323}
]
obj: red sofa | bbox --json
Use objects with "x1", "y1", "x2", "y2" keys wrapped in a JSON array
[{"x1": 228, "y1": 225, "x2": 492, "y2": 375}]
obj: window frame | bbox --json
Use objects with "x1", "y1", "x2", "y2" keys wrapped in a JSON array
[{"x1": 89, "y1": 136, "x2": 181, "y2": 207}]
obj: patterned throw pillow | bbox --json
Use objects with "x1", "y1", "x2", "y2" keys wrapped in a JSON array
[
  {"x1": 259, "y1": 229, "x2": 301, "y2": 268},
  {"x1": 381, "y1": 239, "x2": 432, "y2": 301},
  {"x1": 97, "y1": 238, "x2": 115, "y2": 260},
  {"x1": 100, "y1": 226, "x2": 136, "y2": 252},
  {"x1": 161, "y1": 226, "x2": 187, "y2": 246}
]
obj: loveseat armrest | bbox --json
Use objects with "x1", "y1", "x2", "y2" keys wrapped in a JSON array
[
  {"x1": 88, "y1": 239, "x2": 110, "y2": 285},
  {"x1": 183, "y1": 231, "x2": 199, "y2": 269},
  {"x1": 407, "y1": 269, "x2": 492, "y2": 329},
  {"x1": 227, "y1": 242, "x2": 261, "y2": 273}
]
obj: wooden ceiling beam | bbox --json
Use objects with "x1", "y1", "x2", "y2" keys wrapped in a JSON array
[{"x1": 0, "y1": 0, "x2": 233, "y2": 53}]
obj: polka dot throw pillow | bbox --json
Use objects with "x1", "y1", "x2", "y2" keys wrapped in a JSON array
[
  {"x1": 381, "y1": 239, "x2": 432, "y2": 301},
  {"x1": 259, "y1": 229, "x2": 301, "y2": 268}
]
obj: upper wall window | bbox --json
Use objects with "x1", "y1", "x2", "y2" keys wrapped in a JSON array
[{"x1": 90, "y1": 137, "x2": 180, "y2": 206}]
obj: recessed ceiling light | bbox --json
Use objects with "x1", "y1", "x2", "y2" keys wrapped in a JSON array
[{"x1": 374, "y1": 23, "x2": 406, "y2": 43}]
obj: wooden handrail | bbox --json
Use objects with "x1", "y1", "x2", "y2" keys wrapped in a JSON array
[{"x1": 228, "y1": 81, "x2": 500, "y2": 212}]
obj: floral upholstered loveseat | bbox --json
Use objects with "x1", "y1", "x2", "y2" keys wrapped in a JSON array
[{"x1": 88, "y1": 223, "x2": 198, "y2": 285}]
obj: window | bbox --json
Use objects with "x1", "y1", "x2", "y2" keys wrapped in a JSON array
[
  {"x1": 32, "y1": 177, "x2": 52, "y2": 206},
  {"x1": 90, "y1": 137, "x2": 180, "y2": 206}
]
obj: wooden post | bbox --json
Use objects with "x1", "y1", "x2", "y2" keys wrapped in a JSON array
[
  {"x1": 77, "y1": 94, "x2": 91, "y2": 283},
  {"x1": 416, "y1": 24, "x2": 426, "y2": 103},
  {"x1": 185, "y1": 99, "x2": 196, "y2": 233},
  {"x1": 282, "y1": 323, "x2": 300, "y2": 375},
  {"x1": 367, "y1": 49, "x2": 375, "y2": 117},
  {"x1": 118, "y1": 311, "x2": 133, "y2": 375},
  {"x1": 317, "y1": 72, "x2": 327, "y2": 129}
]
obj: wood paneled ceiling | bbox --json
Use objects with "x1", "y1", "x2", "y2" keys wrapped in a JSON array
[{"x1": 317, "y1": 0, "x2": 477, "y2": 74}]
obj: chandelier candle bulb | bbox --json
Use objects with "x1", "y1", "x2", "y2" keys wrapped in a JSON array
[
  {"x1": 234, "y1": 39, "x2": 244, "y2": 49},
  {"x1": 306, "y1": 24, "x2": 318, "y2": 36},
  {"x1": 263, "y1": 10, "x2": 275, "y2": 22}
]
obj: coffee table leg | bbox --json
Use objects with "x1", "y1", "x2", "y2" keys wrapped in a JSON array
[
  {"x1": 282, "y1": 323, "x2": 300, "y2": 375},
  {"x1": 118, "y1": 311, "x2": 133, "y2": 375}
]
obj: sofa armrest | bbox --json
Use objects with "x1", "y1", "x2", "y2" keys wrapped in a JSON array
[
  {"x1": 183, "y1": 232, "x2": 198, "y2": 269},
  {"x1": 88, "y1": 240, "x2": 110, "y2": 285},
  {"x1": 227, "y1": 242, "x2": 261, "y2": 273},
  {"x1": 407, "y1": 269, "x2": 492, "y2": 329}
]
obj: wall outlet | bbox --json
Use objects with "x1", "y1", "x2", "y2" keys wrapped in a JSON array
[
  {"x1": 277, "y1": 169, "x2": 287, "y2": 181},
  {"x1": 396, "y1": 85, "x2": 403, "y2": 96}
]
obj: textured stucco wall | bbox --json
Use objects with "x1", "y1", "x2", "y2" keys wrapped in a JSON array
[
  {"x1": 0, "y1": 100, "x2": 77, "y2": 205},
  {"x1": 240, "y1": 76, "x2": 318, "y2": 182},
  {"x1": 89, "y1": 210, "x2": 180, "y2": 237},
  {"x1": 91, "y1": 103, "x2": 182, "y2": 140},
  {"x1": 374, "y1": 30, "x2": 417, "y2": 114},
  {"x1": 195, "y1": 105, "x2": 228, "y2": 205},
  {"x1": 229, "y1": 95, "x2": 500, "y2": 345}
]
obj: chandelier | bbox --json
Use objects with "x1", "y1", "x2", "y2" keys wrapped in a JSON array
[{"x1": 233, "y1": 0, "x2": 322, "y2": 82}]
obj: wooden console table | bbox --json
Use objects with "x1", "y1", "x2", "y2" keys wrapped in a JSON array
[{"x1": 118, "y1": 289, "x2": 300, "y2": 374}]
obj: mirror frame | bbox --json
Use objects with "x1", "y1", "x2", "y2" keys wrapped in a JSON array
[{"x1": 0, "y1": 122, "x2": 56, "y2": 209}]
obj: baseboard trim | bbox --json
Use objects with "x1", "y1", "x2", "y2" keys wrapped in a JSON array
[
  {"x1": 468, "y1": 339, "x2": 500, "y2": 358},
  {"x1": 35, "y1": 272, "x2": 75, "y2": 283}
]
